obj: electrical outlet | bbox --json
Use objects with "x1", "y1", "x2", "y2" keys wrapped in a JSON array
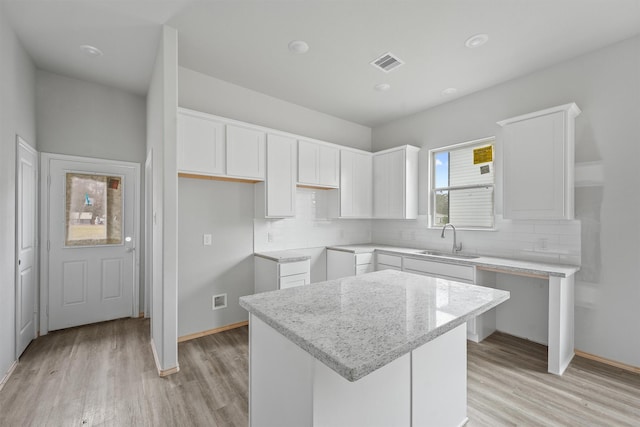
[
  {"x1": 267, "y1": 232, "x2": 274, "y2": 243},
  {"x1": 203, "y1": 234, "x2": 212, "y2": 246},
  {"x1": 212, "y1": 294, "x2": 227, "y2": 310}
]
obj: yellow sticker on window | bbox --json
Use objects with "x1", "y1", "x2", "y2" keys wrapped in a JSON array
[{"x1": 473, "y1": 146, "x2": 493, "y2": 164}]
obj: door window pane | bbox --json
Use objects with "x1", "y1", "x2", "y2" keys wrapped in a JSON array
[{"x1": 65, "y1": 173, "x2": 123, "y2": 246}]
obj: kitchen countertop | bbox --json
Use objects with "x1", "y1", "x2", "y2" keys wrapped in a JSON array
[
  {"x1": 253, "y1": 250, "x2": 311, "y2": 263},
  {"x1": 239, "y1": 270, "x2": 510, "y2": 382},
  {"x1": 327, "y1": 244, "x2": 580, "y2": 278}
]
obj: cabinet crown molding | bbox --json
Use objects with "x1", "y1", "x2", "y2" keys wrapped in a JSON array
[{"x1": 497, "y1": 102, "x2": 581, "y2": 127}]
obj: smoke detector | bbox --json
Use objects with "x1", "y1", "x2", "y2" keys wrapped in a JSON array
[{"x1": 370, "y1": 52, "x2": 404, "y2": 73}]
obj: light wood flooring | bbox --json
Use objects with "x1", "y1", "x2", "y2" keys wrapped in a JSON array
[{"x1": 1, "y1": 318, "x2": 638, "y2": 426}]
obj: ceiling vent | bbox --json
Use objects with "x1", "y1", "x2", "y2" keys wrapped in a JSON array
[{"x1": 370, "y1": 52, "x2": 404, "y2": 73}]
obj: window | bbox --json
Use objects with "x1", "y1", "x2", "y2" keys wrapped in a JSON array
[
  {"x1": 65, "y1": 173, "x2": 123, "y2": 246},
  {"x1": 430, "y1": 137, "x2": 495, "y2": 229}
]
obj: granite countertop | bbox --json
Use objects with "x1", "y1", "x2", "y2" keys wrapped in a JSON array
[
  {"x1": 329, "y1": 244, "x2": 579, "y2": 278},
  {"x1": 254, "y1": 250, "x2": 311, "y2": 263},
  {"x1": 239, "y1": 270, "x2": 509, "y2": 382}
]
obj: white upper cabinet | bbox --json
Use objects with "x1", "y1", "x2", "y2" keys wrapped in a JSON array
[
  {"x1": 340, "y1": 150, "x2": 372, "y2": 218},
  {"x1": 498, "y1": 103, "x2": 580, "y2": 220},
  {"x1": 226, "y1": 124, "x2": 266, "y2": 180},
  {"x1": 298, "y1": 140, "x2": 339, "y2": 188},
  {"x1": 373, "y1": 145, "x2": 419, "y2": 219},
  {"x1": 262, "y1": 134, "x2": 297, "y2": 218},
  {"x1": 177, "y1": 108, "x2": 225, "y2": 176}
]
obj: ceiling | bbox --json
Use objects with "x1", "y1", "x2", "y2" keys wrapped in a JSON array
[{"x1": 3, "y1": 0, "x2": 640, "y2": 127}]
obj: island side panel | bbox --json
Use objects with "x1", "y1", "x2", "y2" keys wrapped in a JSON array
[
  {"x1": 313, "y1": 353, "x2": 411, "y2": 427},
  {"x1": 412, "y1": 323, "x2": 468, "y2": 427},
  {"x1": 548, "y1": 274, "x2": 575, "y2": 375},
  {"x1": 249, "y1": 315, "x2": 313, "y2": 427}
]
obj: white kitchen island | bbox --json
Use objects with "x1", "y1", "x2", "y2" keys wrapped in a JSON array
[{"x1": 239, "y1": 270, "x2": 510, "y2": 427}]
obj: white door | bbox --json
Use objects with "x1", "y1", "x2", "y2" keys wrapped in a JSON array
[
  {"x1": 16, "y1": 138, "x2": 37, "y2": 357},
  {"x1": 43, "y1": 154, "x2": 139, "y2": 331}
]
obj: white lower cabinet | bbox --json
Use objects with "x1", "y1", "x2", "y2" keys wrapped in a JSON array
[
  {"x1": 326, "y1": 250, "x2": 373, "y2": 280},
  {"x1": 254, "y1": 257, "x2": 310, "y2": 293},
  {"x1": 402, "y1": 257, "x2": 474, "y2": 283},
  {"x1": 375, "y1": 253, "x2": 403, "y2": 271}
]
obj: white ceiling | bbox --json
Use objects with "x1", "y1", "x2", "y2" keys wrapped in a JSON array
[{"x1": 3, "y1": 0, "x2": 640, "y2": 127}]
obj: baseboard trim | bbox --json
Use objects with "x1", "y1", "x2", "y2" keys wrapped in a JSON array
[
  {"x1": 575, "y1": 349, "x2": 640, "y2": 374},
  {"x1": 150, "y1": 338, "x2": 180, "y2": 377},
  {"x1": 0, "y1": 360, "x2": 18, "y2": 392},
  {"x1": 178, "y1": 320, "x2": 249, "y2": 343}
]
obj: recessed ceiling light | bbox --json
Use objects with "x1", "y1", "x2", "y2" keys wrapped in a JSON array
[
  {"x1": 465, "y1": 34, "x2": 489, "y2": 49},
  {"x1": 288, "y1": 40, "x2": 309, "y2": 54},
  {"x1": 374, "y1": 83, "x2": 391, "y2": 92},
  {"x1": 80, "y1": 44, "x2": 103, "y2": 57},
  {"x1": 442, "y1": 87, "x2": 458, "y2": 95}
]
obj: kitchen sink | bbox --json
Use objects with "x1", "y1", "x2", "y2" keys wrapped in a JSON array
[{"x1": 417, "y1": 250, "x2": 480, "y2": 260}]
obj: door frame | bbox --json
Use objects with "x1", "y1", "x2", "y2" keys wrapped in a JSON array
[
  {"x1": 15, "y1": 136, "x2": 38, "y2": 357},
  {"x1": 144, "y1": 149, "x2": 153, "y2": 318},
  {"x1": 39, "y1": 153, "x2": 140, "y2": 335}
]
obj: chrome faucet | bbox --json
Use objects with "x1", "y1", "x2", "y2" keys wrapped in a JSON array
[{"x1": 441, "y1": 223, "x2": 462, "y2": 253}]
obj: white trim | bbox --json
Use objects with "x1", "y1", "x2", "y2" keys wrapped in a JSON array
[
  {"x1": 15, "y1": 136, "x2": 38, "y2": 356},
  {"x1": 144, "y1": 150, "x2": 153, "y2": 318},
  {"x1": 0, "y1": 360, "x2": 18, "y2": 392},
  {"x1": 39, "y1": 152, "x2": 141, "y2": 335},
  {"x1": 428, "y1": 136, "x2": 496, "y2": 230},
  {"x1": 150, "y1": 337, "x2": 179, "y2": 377},
  {"x1": 496, "y1": 102, "x2": 581, "y2": 127}
]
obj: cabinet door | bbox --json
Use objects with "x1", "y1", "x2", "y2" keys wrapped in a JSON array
[
  {"x1": 503, "y1": 111, "x2": 565, "y2": 219},
  {"x1": 298, "y1": 140, "x2": 339, "y2": 188},
  {"x1": 177, "y1": 110, "x2": 225, "y2": 175},
  {"x1": 340, "y1": 150, "x2": 372, "y2": 218},
  {"x1": 326, "y1": 250, "x2": 356, "y2": 280},
  {"x1": 266, "y1": 134, "x2": 297, "y2": 217},
  {"x1": 373, "y1": 154, "x2": 390, "y2": 218},
  {"x1": 226, "y1": 124, "x2": 266, "y2": 180},
  {"x1": 298, "y1": 140, "x2": 319, "y2": 185},
  {"x1": 318, "y1": 144, "x2": 339, "y2": 187},
  {"x1": 373, "y1": 147, "x2": 418, "y2": 219}
]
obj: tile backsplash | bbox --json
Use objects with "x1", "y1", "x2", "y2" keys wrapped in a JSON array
[
  {"x1": 254, "y1": 188, "x2": 580, "y2": 266},
  {"x1": 372, "y1": 215, "x2": 581, "y2": 265},
  {"x1": 254, "y1": 188, "x2": 372, "y2": 252}
]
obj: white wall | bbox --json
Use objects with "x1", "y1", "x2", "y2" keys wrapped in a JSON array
[
  {"x1": 178, "y1": 179, "x2": 254, "y2": 336},
  {"x1": 35, "y1": 70, "x2": 147, "y2": 311},
  {"x1": 176, "y1": 67, "x2": 372, "y2": 337},
  {"x1": 372, "y1": 36, "x2": 640, "y2": 367},
  {"x1": 0, "y1": 2, "x2": 36, "y2": 382},
  {"x1": 179, "y1": 67, "x2": 371, "y2": 151},
  {"x1": 147, "y1": 26, "x2": 179, "y2": 373}
]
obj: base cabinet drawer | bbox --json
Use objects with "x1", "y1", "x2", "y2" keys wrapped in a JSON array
[
  {"x1": 403, "y1": 258, "x2": 474, "y2": 283},
  {"x1": 280, "y1": 273, "x2": 310, "y2": 289},
  {"x1": 376, "y1": 253, "x2": 402, "y2": 269},
  {"x1": 355, "y1": 253, "x2": 373, "y2": 265},
  {"x1": 280, "y1": 260, "x2": 310, "y2": 277},
  {"x1": 356, "y1": 264, "x2": 374, "y2": 276},
  {"x1": 255, "y1": 256, "x2": 311, "y2": 293}
]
